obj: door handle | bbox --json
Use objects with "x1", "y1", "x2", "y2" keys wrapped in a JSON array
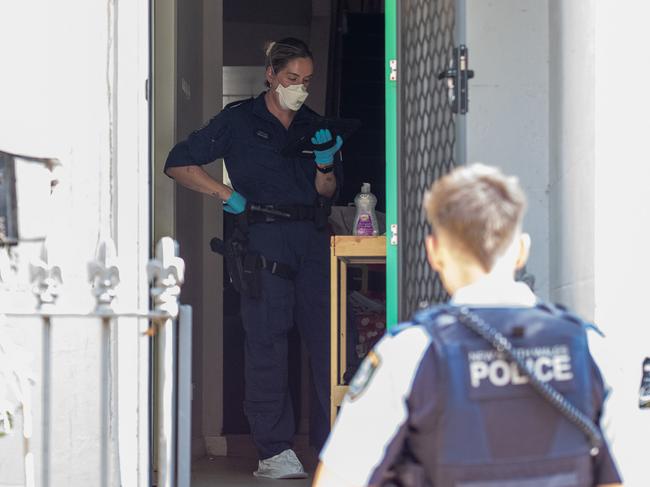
[{"x1": 437, "y1": 45, "x2": 474, "y2": 114}]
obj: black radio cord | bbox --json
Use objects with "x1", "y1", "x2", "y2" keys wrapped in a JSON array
[{"x1": 453, "y1": 306, "x2": 604, "y2": 457}]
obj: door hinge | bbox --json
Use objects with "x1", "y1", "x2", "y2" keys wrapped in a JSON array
[
  {"x1": 390, "y1": 224, "x2": 398, "y2": 246},
  {"x1": 145, "y1": 78, "x2": 150, "y2": 102},
  {"x1": 389, "y1": 59, "x2": 397, "y2": 81}
]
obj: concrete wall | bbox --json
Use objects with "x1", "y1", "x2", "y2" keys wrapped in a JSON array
[
  {"x1": 467, "y1": 0, "x2": 550, "y2": 299},
  {"x1": 0, "y1": 0, "x2": 150, "y2": 485}
]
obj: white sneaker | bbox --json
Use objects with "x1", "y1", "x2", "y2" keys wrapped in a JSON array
[{"x1": 253, "y1": 449, "x2": 308, "y2": 479}]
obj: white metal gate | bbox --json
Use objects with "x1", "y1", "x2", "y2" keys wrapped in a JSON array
[{"x1": 1, "y1": 237, "x2": 191, "y2": 487}]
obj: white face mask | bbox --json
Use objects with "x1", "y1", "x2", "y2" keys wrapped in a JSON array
[{"x1": 275, "y1": 82, "x2": 309, "y2": 111}]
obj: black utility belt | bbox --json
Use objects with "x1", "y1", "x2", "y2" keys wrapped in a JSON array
[
  {"x1": 243, "y1": 251, "x2": 296, "y2": 298},
  {"x1": 247, "y1": 203, "x2": 326, "y2": 225},
  {"x1": 210, "y1": 234, "x2": 296, "y2": 299}
]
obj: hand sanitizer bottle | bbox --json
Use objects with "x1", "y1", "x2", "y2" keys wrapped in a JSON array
[{"x1": 353, "y1": 183, "x2": 378, "y2": 236}]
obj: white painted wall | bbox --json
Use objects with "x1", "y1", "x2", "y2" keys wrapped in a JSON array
[
  {"x1": 0, "y1": 0, "x2": 150, "y2": 485},
  {"x1": 548, "y1": 0, "x2": 596, "y2": 317},
  {"x1": 592, "y1": 2, "x2": 650, "y2": 484},
  {"x1": 115, "y1": 2, "x2": 152, "y2": 484},
  {"x1": 549, "y1": 1, "x2": 650, "y2": 483},
  {"x1": 467, "y1": 0, "x2": 550, "y2": 299}
]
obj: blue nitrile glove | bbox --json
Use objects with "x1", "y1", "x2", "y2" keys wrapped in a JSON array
[
  {"x1": 312, "y1": 129, "x2": 343, "y2": 165},
  {"x1": 223, "y1": 191, "x2": 247, "y2": 214}
]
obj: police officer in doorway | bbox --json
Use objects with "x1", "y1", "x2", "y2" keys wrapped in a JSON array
[
  {"x1": 314, "y1": 164, "x2": 622, "y2": 487},
  {"x1": 165, "y1": 38, "x2": 343, "y2": 479}
]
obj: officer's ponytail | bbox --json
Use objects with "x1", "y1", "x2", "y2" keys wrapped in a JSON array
[{"x1": 263, "y1": 38, "x2": 313, "y2": 87}]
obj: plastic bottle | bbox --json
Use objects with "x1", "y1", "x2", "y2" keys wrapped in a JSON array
[{"x1": 353, "y1": 183, "x2": 379, "y2": 236}]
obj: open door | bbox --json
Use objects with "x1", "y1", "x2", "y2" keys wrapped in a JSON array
[
  {"x1": 386, "y1": 0, "x2": 463, "y2": 324},
  {"x1": 389, "y1": 0, "x2": 551, "y2": 318}
]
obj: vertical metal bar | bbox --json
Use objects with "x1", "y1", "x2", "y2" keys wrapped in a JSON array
[
  {"x1": 455, "y1": 0, "x2": 468, "y2": 165},
  {"x1": 157, "y1": 318, "x2": 176, "y2": 487},
  {"x1": 24, "y1": 436, "x2": 35, "y2": 487},
  {"x1": 150, "y1": 326, "x2": 157, "y2": 485},
  {"x1": 41, "y1": 317, "x2": 51, "y2": 487},
  {"x1": 385, "y1": 0, "x2": 399, "y2": 328},
  {"x1": 23, "y1": 323, "x2": 36, "y2": 487},
  {"x1": 149, "y1": 237, "x2": 185, "y2": 487},
  {"x1": 100, "y1": 317, "x2": 111, "y2": 487},
  {"x1": 176, "y1": 305, "x2": 192, "y2": 487}
]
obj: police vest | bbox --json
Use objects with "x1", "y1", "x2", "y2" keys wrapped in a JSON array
[{"x1": 406, "y1": 304, "x2": 596, "y2": 487}]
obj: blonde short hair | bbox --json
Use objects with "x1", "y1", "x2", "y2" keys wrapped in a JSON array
[
  {"x1": 423, "y1": 163, "x2": 527, "y2": 271},
  {"x1": 263, "y1": 37, "x2": 312, "y2": 87}
]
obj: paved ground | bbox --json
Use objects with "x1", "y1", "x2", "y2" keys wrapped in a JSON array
[{"x1": 191, "y1": 452, "x2": 318, "y2": 487}]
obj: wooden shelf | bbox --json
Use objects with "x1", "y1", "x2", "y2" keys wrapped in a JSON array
[
  {"x1": 331, "y1": 235, "x2": 387, "y2": 258},
  {"x1": 330, "y1": 235, "x2": 387, "y2": 425}
]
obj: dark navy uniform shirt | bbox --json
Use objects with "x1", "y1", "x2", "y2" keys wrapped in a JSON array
[
  {"x1": 165, "y1": 92, "x2": 340, "y2": 206},
  {"x1": 320, "y1": 280, "x2": 622, "y2": 486}
]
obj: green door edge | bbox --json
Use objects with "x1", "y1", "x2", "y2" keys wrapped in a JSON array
[{"x1": 385, "y1": 0, "x2": 398, "y2": 329}]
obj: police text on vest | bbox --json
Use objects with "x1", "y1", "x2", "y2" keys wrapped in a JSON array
[{"x1": 468, "y1": 345, "x2": 574, "y2": 387}]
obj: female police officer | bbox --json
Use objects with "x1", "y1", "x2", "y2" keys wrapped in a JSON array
[{"x1": 164, "y1": 38, "x2": 343, "y2": 479}]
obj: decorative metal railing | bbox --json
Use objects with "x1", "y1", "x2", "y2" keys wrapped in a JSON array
[{"x1": 1, "y1": 236, "x2": 190, "y2": 487}]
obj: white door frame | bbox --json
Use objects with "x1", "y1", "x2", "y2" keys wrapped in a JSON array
[{"x1": 152, "y1": 0, "x2": 227, "y2": 459}]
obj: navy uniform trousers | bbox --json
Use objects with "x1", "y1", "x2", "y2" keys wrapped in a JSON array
[{"x1": 241, "y1": 219, "x2": 330, "y2": 460}]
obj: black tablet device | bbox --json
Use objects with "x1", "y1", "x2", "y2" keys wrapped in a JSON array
[{"x1": 281, "y1": 117, "x2": 361, "y2": 159}]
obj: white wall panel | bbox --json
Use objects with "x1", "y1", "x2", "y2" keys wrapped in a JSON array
[{"x1": 467, "y1": 0, "x2": 550, "y2": 299}]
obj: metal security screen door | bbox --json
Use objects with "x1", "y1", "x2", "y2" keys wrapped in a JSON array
[{"x1": 398, "y1": 0, "x2": 457, "y2": 319}]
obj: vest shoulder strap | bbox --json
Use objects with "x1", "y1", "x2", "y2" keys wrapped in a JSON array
[
  {"x1": 388, "y1": 305, "x2": 448, "y2": 337},
  {"x1": 536, "y1": 301, "x2": 604, "y2": 335},
  {"x1": 410, "y1": 304, "x2": 452, "y2": 326},
  {"x1": 536, "y1": 301, "x2": 580, "y2": 323}
]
